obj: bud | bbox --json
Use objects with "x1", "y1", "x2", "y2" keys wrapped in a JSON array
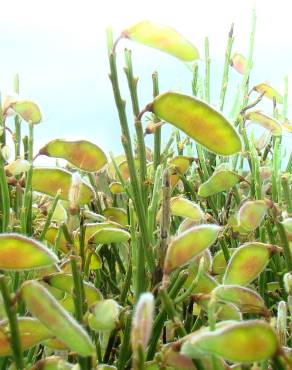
[
  {"x1": 283, "y1": 272, "x2": 292, "y2": 295},
  {"x1": 131, "y1": 292, "x2": 154, "y2": 352},
  {"x1": 276, "y1": 301, "x2": 287, "y2": 346}
]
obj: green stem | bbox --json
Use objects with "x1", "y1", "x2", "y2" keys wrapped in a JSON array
[
  {"x1": 220, "y1": 23, "x2": 234, "y2": 111},
  {"x1": 204, "y1": 37, "x2": 210, "y2": 104},
  {"x1": 39, "y1": 190, "x2": 61, "y2": 241},
  {"x1": 152, "y1": 71, "x2": 161, "y2": 170}
]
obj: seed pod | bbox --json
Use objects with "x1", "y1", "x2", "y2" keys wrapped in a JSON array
[
  {"x1": 44, "y1": 227, "x2": 69, "y2": 253},
  {"x1": 38, "y1": 139, "x2": 107, "y2": 172},
  {"x1": 170, "y1": 196, "x2": 204, "y2": 221},
  {"x1": 0, "y1": 234, "x2": 58, "y2": 270},
  {"x1": 212, "y1": 248, "x2": 236, "y2": 275},
  {"x1": 147, "y1": 92, "x2": 242, "y2": 155},
  {"x1": 169, "y1": 155, "x2": 193, "y2": 187},
  {"x1": 21, "y1": 280, "x2": 95, "y2": 356},
  {"x1": 109, "y1": 181, "x2": 124, "y2": 194},
  {"x1": 186, "y1": 261, "x2": 218, "y2": 294},
  {"x1": 181, "y1": 320, "x2": 278, "y2": 363},
  {"x1": 194, "y1": 295, "x2": 242, "y2": 321},
  {"x1": 31, "y1": 356, "x2": 74, "y2": 369},
  {"x1": 84, "y1": 221, "x2": 123, "y2": 244},
  {"x1": 32, "y1": 167, "x2": 95, "y2": 204},
  {"x1": 212, "y1": 285, "x2": 268, "y2": 315},
  {"x1": 103, "y1": 207, "x2": 128, "y2": 226},
  {"x1": 162, "y1": 344, "x2": 196, "y2": 370},
  {"x1": 121, "y1": 21, "x2": 199, "y2": 61},
  {"x1": 230, "y1": 53, "x2": 247, "y2": 75},
  {"x1": 237, "y1": 200, "x2": 270, "y2": 232},
  {"x1": 10, "y1": 100, "x2": 42, "y2": 124},
  {"x1": 117, "y1": 159, "x2": 140, "y2": 180},
  {"x1": 198, "y1": 169, "x2": 242, "y2": 197},
  {"x1": 253, "y1": 83, "x2": 283, "y2": 104},
  {"x1": 43, "y1": 273, "x2": 102, "y2": 306},
  {"x1": 92, "y1": 228, "x2": 130, "y2": 244},
  {"x1": 131, "y1": 292, "x2": 154, "y2": 352},
  {"x1": 223, "y1": 242, "x2": 280, "y2": 286},
  {"x1": 164, "y1": 224, "x2": 221, "y2": 274},
  {"x1": 88, "y1": 299, "x2": 121, "y2": 331},
  {"x1": 43, "y1": 338, "x2": 68, "y2": 350},
  {"x1": 245, "y1": 110, "x2": 282, "y2": 136}
]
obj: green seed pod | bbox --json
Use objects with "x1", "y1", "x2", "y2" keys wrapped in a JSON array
[
  {"x1": 10, "y1": 100, "x2": 42, "y2": 124},
  {"x1": 131, "y1": 292, "x2": 154, "y2": 352},
  {"x1": 186, "y1": 261, "x2": 218, "y2": 294},
  {"x1": 103, "y1": 207, "x2": 128, "y2": 226},
  {"x1": 195, "y1": 295, "x2": 242, "y2": 321},
  {"x1": 276, "y1": 301, "x2": 287, "y2": 346},
  {"x1": 162, "y1": 344, "x2": 196, "y2": 369},
  {"x1": 245, "y1": 110, "x2": 282, "y2": 136},
  {"x1": 109, "y1": 181, "x2": 124, "y2": 194},
  {"x1": 164, "y1": 224, "x2": 221, "y2": 274},
  {"x1": 84, "y1": 221, "x2": 123, "y2": 244},
  {"x1": 31, "y1": 356, "x2": 75, "y2": 369},
  {"x1": 0, "y1": 234, "x2": 58, "y2": 270},
  {"x1": 212, "y1": 248, "x2": 236, "y2": 275},
  {"x1": 169, "y1": 155, "x2": 193, "y2": 187},
  {"x1": 44, "y1": 227, "x2": 69, "y2": 253},
  {"x1": 39, "y1": 139, "x2": 107, "y2": 172},
  {"x1": 32, "y1": 167, "x2": 95, "y2": 204},
  {"x1": 212, "y1": 285, "x2": 268, "y2": 315},
  {"x1": 21, "y1": 280, "x2": 95, "y2": 356},
  {"x1": 92, "y1": 228, "x2": 130, "y2": 244},
  {"x1": 170, "y1": 196, "x2": 204, "y2": 221},
  {"x1": 230, "y1": 53, "x2": 247, "y2": 75},
  {"x1": 148, "y1": 92, "x2": 242, "y2": 155},
  {"x1": 181, "y1": 320, "x2": 278, "y2": 363},
  {"x1": 237, "y1": 200, "x2": 270, "y2": 232},
  {"x1": 253, "y1": 83, "x2": 283, "y2": 104},
  {"x1": 198, "y1": 169, "x2": 242, "y2": 197},
  {"x1": 223, "y1": 242, "x2": 280, "y2": 286},
  {"x1": 122, "y1": 21, "x2": 199, "y2": 61},
  {"x1": 88, "y1": 299, "x2": 121, "y2": 331}
]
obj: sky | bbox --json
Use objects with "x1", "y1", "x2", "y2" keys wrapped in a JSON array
[{"x1": 0, "y1": 0, "x2": 291, "y2": 162}]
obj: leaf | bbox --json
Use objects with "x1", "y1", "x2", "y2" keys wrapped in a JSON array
[
  {"x1": 92, "y1": 228, "x2": 130, "y2": 244},
  {"x1": 164, "y1": 225, "x2": 221, "y2": 274},
  {"x1": 21, "y1": 280, "x2": 95, "y2": 356},
  {"x1": 170, "y1": 196, "x2": 204, "y2": 221},
  {"x1": 11, "y1": 100, "x2": 42, "y2": 124},
  {"x1": 0, "y1": 317, "x2": 53, "y2": 356},
  {"x1": 39, "y1": 139, "x2": 107, "y2": 172},
  {"x1": 253, "y1": 83, "x2": 283, "y2": 104},
  {"x1": 149, "y1": 92, "x2": 242, "y2": 155},
  {"x1": 212, "y1": 285, "x2": 269, "y2": 315},
  {"x1": 230, "y1": 53, "x2": 247, "y2": 75},
  {"x1": 245, "y1": 110, "x2": 282, "y2": 136},
  {"x1": 0, "y1": 234, "x2": 58, "y2": 270},
  {"x1": 32, "y1": 167, "x2": 95, "y2": 204},
  {"x1": 181, "y1": 320, "x2": 278, "y2": 363},
  {"x1": 198, "y1": 169, "x2": 242, "y2": 197},
  {"x1": 122, "y1": 21, "x2": 199, "y2": 61},
  {"x1": 237, "y1": 200, "x2": 270, "y2": 232},
  {"x1": 223, "y1": 242, "x2": 280, "y2": 286}
]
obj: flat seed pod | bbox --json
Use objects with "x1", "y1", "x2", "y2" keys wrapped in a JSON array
[
  {"x1": 0, "y1": 234, "x2": 58, "y2": 270},
  {"x1": 0, "y1": 317, "x2": 53, "y2": 356},
  {"x1": 237, "y1": 200, "x2": 270, "y2": 232},
  {"x1": 103, "y1": 207, "x2": 128, "y2": 226},
  {"x1": 43, "y1": 273, "x2": 102, "y2": 306},
  {"x1": 122, "y1": 21, "x2": 199, "y2": 61},
  {"x1": 253, "y1": 83, "x2": 283, "y2": 104},
  {"x1": 38, "y1": 139, "x2": 107, "y2": 172},
  {"x1": 198, "y1": 170, "x2": 242, "y2": 197},
  {"x1": 10, "y1": 100, "x2": 42, "y2": 124},
  {"x1": 92, "y1": 228, "x2": 130, "y2": 244},
  {"x1": 170, "y1": 197, "x2": 204, "y2": 221},
  {"x1": 84, "y1": 222, "x2": 123, "y2": 244},
  {"x1": 31, "y1": 356, "x2": 74, "y2": 370},
  {"x1": 245, "y1": 110, "x2": 282, "y2": 136},
  {"x1": 107, "y1": 155, "x2": 126, "y2": 179},
  {"x1": 212, "y1": 249, "x2": 236, "y2": 275},
  {"x1": 32, "y1": 167, "x2": 95, "y2": 204},
  {"x1": 21, "y1": 280, "x2": 95, "y2": 356},
  {"x1": 118, "y1": 159, "x2": 140, "y2": 180},
  {"x1": 164, "y1": 224, "x2": 221, "y2": 274},
  {"x1": 109, "y1": 182, "x2": 124, "y2": 194},
  {"x1": 181, "y1": 320, "x2": 278, "y2": 363},
  {"x1": 169, "y1": 155, "x2": 193, "y2": 187},
  {"x1": 230, "y1": 53, "x2": 247, "y2": 75},
  {"x1": 162, "y1": 344, "x2": 197, "y2": 370},
  {"x1": 212, "y1": 285, "x2": 268, "y2": 315},
  {"x1": 223, "y1": 242, "x2": 280, "y2": 286},
  {"x1": 44, "y1": 338, "x2": 68, "y2": 350},
  {"x1": 148, "y1": 92, "x2": 242, "y2": 155},
  {"x1": 44, "y1": 227, "x2": 69, "y2": 253},
  {"x1": 185, "y1": 262, "x2": 218, "y2": 294}
]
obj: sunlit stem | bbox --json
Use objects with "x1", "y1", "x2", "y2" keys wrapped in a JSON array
[
  {"x1": 204, "y1": 37, "x2": 210, "y2": 104},
  {"x1": 152, "y1": 71, "x2": 161, "y2": 170},
  {"x1": 220, "y1": 23, "x2": 234, "y2": 111}
]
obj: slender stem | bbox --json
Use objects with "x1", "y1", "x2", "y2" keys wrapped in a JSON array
[
  {"x1": 152, "y1": 71, "x2": 161, "y2": 170},
  {"x1": 0, "y1": 275, "x2": 24, "y2": 369},
  {"x1": 220, "y1": 23, "x2": 234, "y2": 111},
  {"x1": 204, "y1": 37, "x2": 210, "y2": 104},
  {"x1": 0, "y1": 153, "x2": 10, "y2": 232},
  {"x1": 276, "y1": 222, "x2": 292, "y2": 271},
  {"x1": 39, "y1": 190, "x2": 61, "y2": 241}
]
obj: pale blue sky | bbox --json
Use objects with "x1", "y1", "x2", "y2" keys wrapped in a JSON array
[{"x1": 0, "y1": 0, "x2": 291, "y2": 163}]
